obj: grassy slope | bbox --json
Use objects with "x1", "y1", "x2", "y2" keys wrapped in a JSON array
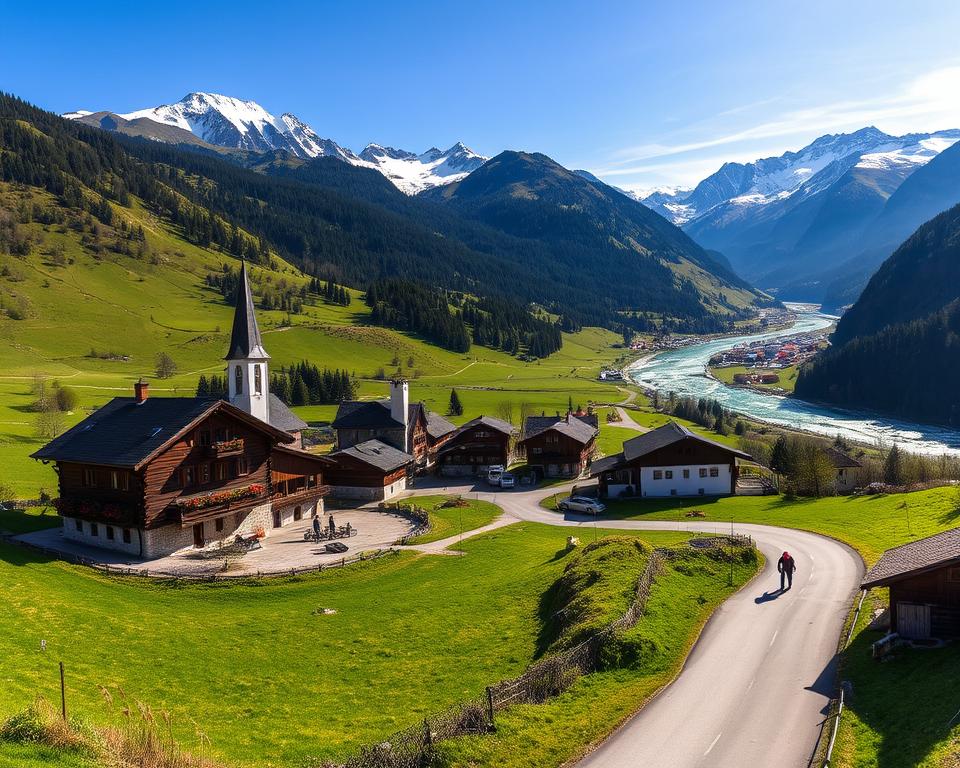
[
  {"x1": 401, "y1": 495, "x2": 502, "y2": 545},
  {"x1": 711, "y1": 363, "x2": 799, "y2": 393},
  {"x1": 0, "y1": 521, "x2": 702, "y2": 767},
  {"x1": 0, "y1": 182, "x2": 628, "y2": 498}
]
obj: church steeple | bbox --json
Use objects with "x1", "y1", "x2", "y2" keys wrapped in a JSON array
[
  {"x1": 225, "y1": 260, "x2": 270, "y2": 423},
  {"x1": 225, "y1": 260, "x2": 270, "y2": 361}
]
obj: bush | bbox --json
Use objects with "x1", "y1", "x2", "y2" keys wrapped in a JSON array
[{"x1": 55, "y1": 386, "x2": 79, "y2": 412}]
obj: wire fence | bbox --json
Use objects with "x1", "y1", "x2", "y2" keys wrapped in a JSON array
[{"x1": 323, "y1": 548, "x2": 672, "y2": 768}]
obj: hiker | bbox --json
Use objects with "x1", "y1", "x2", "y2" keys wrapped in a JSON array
[
  {"x1": 312, "y1": 514, "x2": 322, "y2": 540},
  {"x1": 328, "y1": 514, "x2": 336, "y2": 536},
  {"x1": 778, "y1": 551, "x2": 797, "y2": 591}
]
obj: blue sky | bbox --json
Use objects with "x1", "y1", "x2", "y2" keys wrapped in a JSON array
[{"x1": 5, "y1": 0, "x2": 960, "y2": 190}]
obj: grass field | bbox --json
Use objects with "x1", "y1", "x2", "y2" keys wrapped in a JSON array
[
  {"x1": 0, "y1": 516, "x2": 750, "y2": 768},
  {"x1": 401, "y1": 495, "x2": 502, "y2": 545},
  {"x1": 710, "y1": 364, "x2": 799, "y2": 393}
]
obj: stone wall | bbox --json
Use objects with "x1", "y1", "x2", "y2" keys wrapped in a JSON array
[
  {"x1": 141, "y1": 502, "x2": 273, "y2": 559},
  {"x1": 62, "y1": 516, "x2": 142, "y2": 556},
  {"x1": 331, "y1": 477, "x2": 406, "y2": 501}
]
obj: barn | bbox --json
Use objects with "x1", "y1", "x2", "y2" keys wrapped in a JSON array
[{"x1": 862, "y1": 528, "x2": 960, "y2": 639}]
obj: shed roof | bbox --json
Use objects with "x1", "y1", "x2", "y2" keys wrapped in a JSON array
[
  {"x1": 31, "y1": 397, "x2": 293, "y2": 469},
  {"x1": 269, "y1": 393, "x2": 308, "y2": 433},
  {"x1": 823, "y1": 447, "x2": 862, "y2": 469},
  {"x1": 591, "y1": 452, "x2": 626, "y2": 476},
  {"x1": 329, "y1": 439, "x2": 413, "y2": 472},
  {"x1": 862, "y1": 528, "x2": 960, "y2": 588},
  {"x1": 622, "y1": 421, "x2": 752, "y2": 463},
  {"x1": 424, "y1": 411, "x2": 457, "y2": 440}
]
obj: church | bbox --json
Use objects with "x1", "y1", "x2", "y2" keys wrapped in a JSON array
[{"x1": 32, "y1": 262, "x2": 333, "y2": 558}]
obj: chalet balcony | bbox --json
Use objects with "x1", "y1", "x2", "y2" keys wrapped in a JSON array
[
  {"x1": 204, "y1": 438, "x2": 245, "y2": 458},
  {"x1": 53, "y1": 496, "x2": 138, "y2": 526},
  {"x1": 272, "y1": 483, "x2": 331, "y2": 505},
  {"x1": 172, "y1": 483, "x2": 267, "y2": 526}
]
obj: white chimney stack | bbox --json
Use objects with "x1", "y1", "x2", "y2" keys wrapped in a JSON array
[{"x1": 390, "y1": 379, "x2": 409, "y2": 430}]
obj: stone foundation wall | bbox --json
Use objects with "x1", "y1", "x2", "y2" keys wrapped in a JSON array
[
  {"x1": 142, "y1": 502, "x2": 273, "y2": 559},
  {"x1": 62, "y1": 516, "x2": 142, "y2": 556},
  {"x1": 272, "y1": 498, "x2": 320, "y2": 527}
]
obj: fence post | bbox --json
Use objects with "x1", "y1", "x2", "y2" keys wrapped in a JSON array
[
  {"x1": 486, "y1": 686, "x2": 496, "y2": 730},
  {"x1": 423, "y1": 718, "x2": 432, "y2": 747},
  {"x1": 59, "y1": 661, "x2": 67, "y2": 721}
]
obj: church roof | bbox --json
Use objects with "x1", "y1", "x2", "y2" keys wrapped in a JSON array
[
  {"x1": 268, "y1": 393, "x2": 308, "y2": 433},
  {"x1": 225, "y1": 261, "x2": 270, "y2": 361}
]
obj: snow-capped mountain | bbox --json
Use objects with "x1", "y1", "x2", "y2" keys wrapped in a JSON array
[
  {"x1": 641, "y1": 127, "x2": 960, "y2": 225},
  {"x1": 115, "y1": 92, "x2": 358, "y2": 161},
  {"x1": 357, "y1": 142, "x2": 488, "y2": 194},
  {"x1": 65, "y1": 92, "x2": 487, "y2": 193}
]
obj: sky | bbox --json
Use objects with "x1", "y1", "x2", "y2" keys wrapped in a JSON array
[{"x1": 5, "y1": 0, "x2": 960, "y2": 191}]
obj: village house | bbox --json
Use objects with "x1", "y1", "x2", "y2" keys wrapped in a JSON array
[
  {"x1": 32, "y1": 261, "x2": 333, "y2": 557},
  {"x1": 862, "y1": 528, "x2": 960, "y2": 639},
  {"x1": 323, "y1": 439, "x2": 416, "y2": 500},
  {"x1": 591, "y1": 421, "x2": 753, "y2": 498},
  {"x1": 331, "y1": 380, "x2": 456, "y2": 471},
  {"x1": 518, "y1": 412, "x2": 599, "y2": 478},
  {"x1": 434, "y1": 416, "x2": 516, "y2": 476},
  {"x1": 823, "y1": 447, "x2": 862, "y2": 494}
]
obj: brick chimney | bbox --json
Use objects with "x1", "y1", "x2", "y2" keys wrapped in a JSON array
[{"x1": 134, "y1": 378, "x2": 149, "y2": 404}]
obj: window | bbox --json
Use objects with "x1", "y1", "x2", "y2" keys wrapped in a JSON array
[
  {"x1": 182, "y1": 466, "x2": 196, "y2": 487},
  {"x1": 90, "y1": 523, "x2": 98, "y2": 537},
  {"x1": 546, "y1": 434, "x2": 559, "y2": 444},
  {"x1": 709, "y1": 467, "x2": 719, "y2": 478},
  {"x1": 215, "y1": 428, "x2": 228, "y2": 443},
  {"x1": 665, "y1": 470, "x2": 673, "y2": 480},
  {"x1": 254, "y1": 364, "x2": 262, "y2": 395},
  {"x1": 683, "y1": 469, "x2": 690, "y2": 479},
  {"x1": 122, "y1": 528, "x2": 131, "y2": 544},
  {"x1": 699, "y1": 468, "x2": 708, "y2": 478},
  {"x1": 215, "y1": 517, "x2": 224, "y2": 532},
  {"x1": 532, "y1": 447, "x2": 542, "y2": 455},
  {"x1": 106, "y1": 526, "x2": 114, "y2": 541},
  {"x1": 475, "y1": 430, "x2": 490, "y2": 438},
  {"x1": 653, "y1": 470, "x2": 663, "y2": 480},
  {"x1": 215, "y1": 462, "x2": 228, "y2": 481},
  {"x1": 74, "y1": 519, "x2": 83, "y2": 532},
  {"x1": 236, "y1": 457, "x2": 249, "y2": 476},
  {"x1": 947, "y1": 567, "x2": 960, "y2": 583},
  {"x1": 698, "y1": 488, "x2": 705, "y2": 495},
  {"x1": 234, "y1": 364, "x2": 243, "y2": 394},
  {"x1": 670, "y1": 489, "x2": 677, "y2": 496},
  {"x1": 82, "y1": 468, "x2": 96, "y2": 487},
  {"x1": 200, "y1": 463, "x2": 211, "y2": 484},
  {"x1": 110, "y1": 471, "x2": 128, "y2": 491},
  {"x1": 199, "y1": 430, "x2": 211, "y2": 447}
]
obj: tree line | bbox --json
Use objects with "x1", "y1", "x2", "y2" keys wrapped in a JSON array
[{"x1": 196, "y1": 362, "x2": 356, "y2": 406}]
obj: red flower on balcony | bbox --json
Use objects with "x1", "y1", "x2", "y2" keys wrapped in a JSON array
[{"x1": 176, "y1": 484, "x2": 266, "y2": 511}]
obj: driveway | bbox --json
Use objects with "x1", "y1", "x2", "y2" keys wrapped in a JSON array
[{"x1": 401, "y1": 482, "x2": 863, "y2": 768}]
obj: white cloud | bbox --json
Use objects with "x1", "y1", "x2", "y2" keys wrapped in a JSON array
[{"x1": 595, "y1": 65, "x2": 960, "y2": 188}]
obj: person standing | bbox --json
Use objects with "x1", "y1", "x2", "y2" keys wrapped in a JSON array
[
  {"x1": 328, "y1": 513, "x2": 336, "y2": 537},
  {"x1": 312, "y1": 514, "x2": 322, "y2": 541},
  {"x1": 778, "y1": 551, "x2": 796, "y2": 591}
]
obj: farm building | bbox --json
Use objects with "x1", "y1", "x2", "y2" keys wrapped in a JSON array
[
  {"x1": 332, "y1": 380, "x2": 456, "y2": 470},
  {"x1": 31, "y1": 261, "x2": 333, "y2": 557},
  {"x1": 591, "y1": 421, "x2": 753, "y2": 498},
  {"x1": 862, "y1": 528, "x2": 960, "y2": 639},
  {"x1": 434, "y1": 416, "x2": 516, "y2": 476},
  {"x1": 324, "y1": 440, "x2": 413, "y2": 500},
  {"x1": 518, "y1": 412, "x2": 599, "y2": 478},
  {"x1": 823, "y1": 447, "x2": 862, "y2": 494}
]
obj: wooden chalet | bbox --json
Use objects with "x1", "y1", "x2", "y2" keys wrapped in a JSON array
[
  {"x1": 332, "y1": 379, "x2": 456, "y2": 470},
  {"x1": 31, "y1": 260, "x2": 333, "y2": 558},
  {"x1": 434, "y1": 416, "x2": 517, "y2": 476},
  {"x1": 591, "y1": 421, "x2": 752, "y2": 498},
  {"x1": 518, "y1": 412, "x2": 599, "y2": 478},
  {"x1": 863, "y1": 528, "x2": 960, "y2": 639},
  {"x1": 324, "y1": 439, "x2": 413, "y2": 501}
]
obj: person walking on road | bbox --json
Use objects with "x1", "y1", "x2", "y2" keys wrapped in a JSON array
[{"x1": 778, "y1": 551, "x2": 796, "y2": 591}]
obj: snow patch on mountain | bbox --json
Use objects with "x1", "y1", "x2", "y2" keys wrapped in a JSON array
[
  {"x1": 62, "y1": 110, "x2": 92, "y2": 120},
  {"x1": 357, "y1": 141, "x2": 488, "y2": 194}
]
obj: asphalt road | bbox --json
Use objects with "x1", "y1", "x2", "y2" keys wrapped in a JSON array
[{"x1": 402, "y1": 480, "x2": 864, "y2": 768}]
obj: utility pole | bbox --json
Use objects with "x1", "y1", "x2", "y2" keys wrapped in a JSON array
[{"x1": 59, "y1": 661, "x2": 67, "y2": 721}]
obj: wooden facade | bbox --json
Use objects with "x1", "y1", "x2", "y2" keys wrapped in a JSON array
[
  {"x1": 520, "y1": 430, "x2": 595, "y2": 478},
  {"x1": 324, "y1": 453, "x2": 408, "y2": 489},
  {"x1": 435, "y1": 423, "x2": 512, "y2": 475},
  {"x1": 888, "y1": 568, "x2": 960, "y2": 638}
]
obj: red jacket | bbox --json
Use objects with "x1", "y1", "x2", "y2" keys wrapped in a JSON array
[{"x1": 778, "y1": 554, "x2": 796, "y2": 574}]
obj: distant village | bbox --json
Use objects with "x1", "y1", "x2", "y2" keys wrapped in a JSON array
[{"x1": 708, "y1": 332, "x2": 829, "y2": 385}]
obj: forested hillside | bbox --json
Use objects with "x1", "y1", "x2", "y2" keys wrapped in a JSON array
[{"x1": 796, "y1": 203, "x2": 960, "y2": 425}]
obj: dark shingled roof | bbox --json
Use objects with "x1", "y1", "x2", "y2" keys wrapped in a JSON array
[
  {"x1": 862, "y1": 528, "x2": 960, "y2": 588},
  {"x1": 269, "y1": 393, "x2": 308, "y2": 433},
  {"x1": 31, "y1": 397, "x2": 292, "y2": 469},
  {"x1": 332, "y1": 399, "x2": 403, "y2": 430},
  {"x1": 823, "y1": 447, "x2": 862, "y2": 469},
  {"x1": 225, "y1": 261, "x2": 269, "y2": 361},
  {"x1": 330, "y1": 439, "x2": 412, "y2": 472},
  {"x1": 590, "y1": 452, "x2": 626, "y2": 476},
  {"x1": 424, "y1": 411, "x2": 457, "y2": 440},
  {"x1": 461, "y1": 415, "x2": 517, "y2": 436},
  {"x1": 521, "y1": 414, "x2": 598, "y2": 445},
  {"x1": 622, "y1": 421, "x2": 752, "y2": 463}
]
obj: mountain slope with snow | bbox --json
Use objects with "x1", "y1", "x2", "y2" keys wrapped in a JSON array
[{"x1": 66, "y1": 92, "x2": 487, "y2": 193}]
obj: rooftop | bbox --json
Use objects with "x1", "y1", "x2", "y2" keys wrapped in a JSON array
[{"x1": 862, "y1": 528, "x2": 960, "y2": 588}]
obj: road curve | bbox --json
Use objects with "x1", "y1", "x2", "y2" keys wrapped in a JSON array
[{"x1": 401, "y1": 481, "x2": 864, "y2": 768}]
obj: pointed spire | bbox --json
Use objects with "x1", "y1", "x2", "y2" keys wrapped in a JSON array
[{"x1": 225, "y1": 260, "x2": 269, "y2": 360}]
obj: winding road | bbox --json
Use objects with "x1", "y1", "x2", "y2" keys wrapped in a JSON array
[{"x1": 400, "y1": 480, "x2": 864, "y2": 768}]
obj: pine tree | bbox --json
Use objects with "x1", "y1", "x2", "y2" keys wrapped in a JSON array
[
  {"x1": 448, "y1": 388, "x2": 464, "y2": 417},
  {"x1": 884, "y1": 444, "x2": 904, "y2": 485},
  {"x1": 770, "y1": 435, "x2": 792, "y2": 476}
]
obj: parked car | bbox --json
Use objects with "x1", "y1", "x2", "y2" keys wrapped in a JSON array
[
  {"x1": 557, "y1": 496, "x2": 606, "y2": 515},
  {"x1": 487, "y1": 465, "x2": 505, "y2": 485},
  {"x1": 499, "y1": 473, "x2": 516, "y2": 489}
]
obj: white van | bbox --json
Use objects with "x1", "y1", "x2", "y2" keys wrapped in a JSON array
[{"x1": 487, "y1": 465, "x2": 505, "y2": 485}]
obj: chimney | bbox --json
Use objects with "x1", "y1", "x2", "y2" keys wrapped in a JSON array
[
  {"x1": 134, "y1": 378, "x2": 149, "y2": 404},
  {"x1": 390, "y1": 379, "x2": 409, "y2": 428}
]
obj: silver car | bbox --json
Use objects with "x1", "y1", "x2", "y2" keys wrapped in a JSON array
[
  {"x1": 499, "y1": 473, "x2": 516, "y2": 489},
  {"x1": 557, "y1": 496, "x2": 606, "y2": 515}
]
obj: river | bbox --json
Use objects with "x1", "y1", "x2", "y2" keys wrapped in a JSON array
[{"x1": 627, "y1": 306, "x2": 960, "y2": 456}]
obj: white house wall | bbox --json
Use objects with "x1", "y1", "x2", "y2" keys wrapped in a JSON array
[{"x1": 640, "y1": 464, "x2": 732, "y2": 497}]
